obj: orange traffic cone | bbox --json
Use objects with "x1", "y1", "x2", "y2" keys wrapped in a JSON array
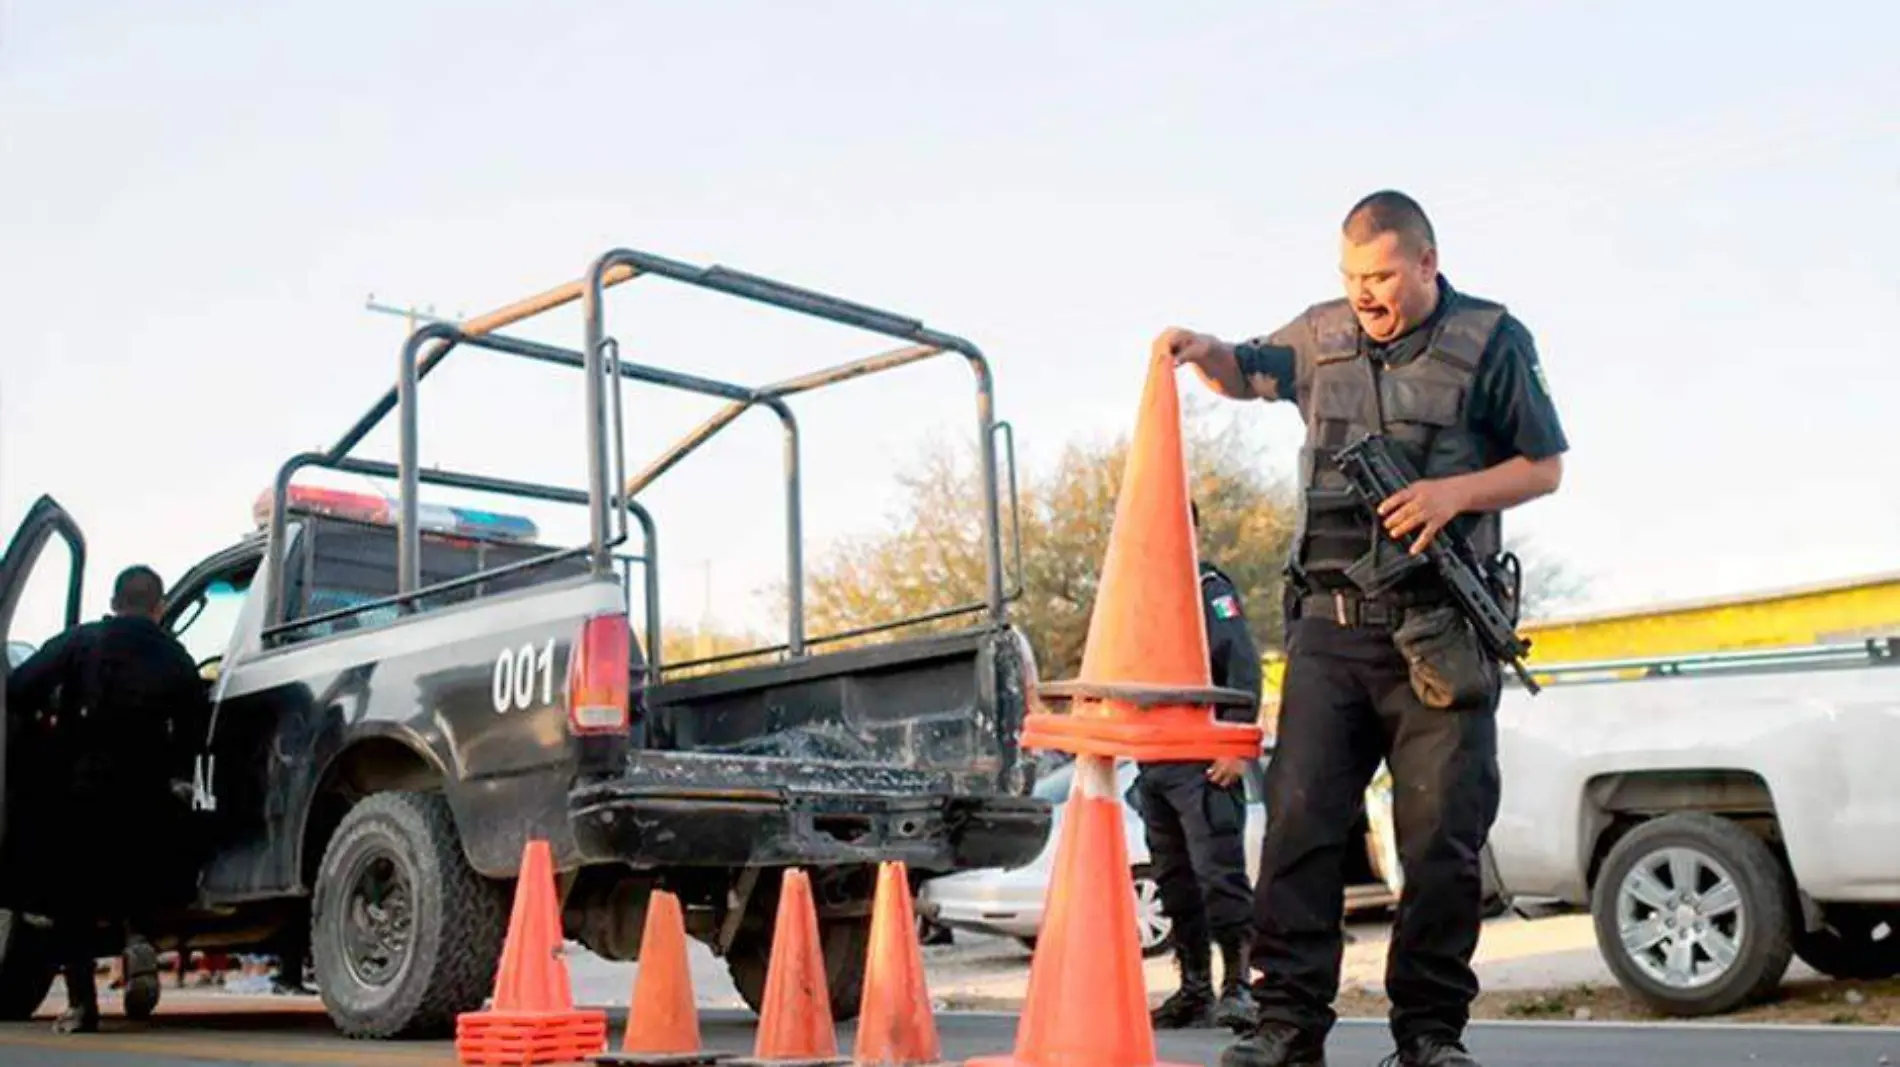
[
  {"x1": 969, "y1": 755, "x2": 1194, "y2": 1067},
  {"x1": 727, "y1": 868, "x2": 849, "y2": 1067},
  {"x1": 851, "y1": 862, "x2": 947, "y2": 1067},
  {"x1": 1023, "y1": 343, "x2": 1265, "y2": 761},
  {"x1": 457, "y1": 839, "x2": 610, "y2": 1065},
  {"x1": 597, "y1": 890, "x2": 729, "y2": 1066}
]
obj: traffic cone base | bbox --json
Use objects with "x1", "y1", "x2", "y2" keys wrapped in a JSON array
[
  {"x1": 459, "y1": 1013, "x2": 612, "y2": 1066},
  {"x1": 597, "y1": 1035, "x2": 728, "y2": 1063},
  {"x1": 597, "y1": 889, "x2": 733, "y2": 1066},
  {"x1": 457, "y1": 839, "x2": 609, "y2": 1065},
  {"x1": 968, "y1": 756, "x2": 1195, "y2": 1067},
  {"x1": 1020, "y1": 704, "x2": 1262, "y2": 761}
]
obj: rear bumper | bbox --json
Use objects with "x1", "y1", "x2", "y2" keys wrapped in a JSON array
[{"x1": 567, "y1": 778, "x2": 1051, "y2": 873}]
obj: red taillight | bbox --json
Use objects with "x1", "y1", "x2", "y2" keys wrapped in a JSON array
[{"x1": 567, "y1": 612, "x2": 631, "y2": 735}]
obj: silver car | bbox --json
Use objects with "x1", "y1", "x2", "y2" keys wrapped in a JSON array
[{"x1": 918, "y1": 757, "x2": 1403, "y2": 956}]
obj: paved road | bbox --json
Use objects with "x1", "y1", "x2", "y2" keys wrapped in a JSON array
[{"x1": 1, "y1": 1008, "x2": 1896, "y2": 1066}]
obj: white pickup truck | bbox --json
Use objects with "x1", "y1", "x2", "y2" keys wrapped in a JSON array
[{"x1": 1488, "y1": 636, "x2": 1900, "y2": 1016}]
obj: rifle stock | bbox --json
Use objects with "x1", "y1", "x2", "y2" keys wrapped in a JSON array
[{"x1": 1333, "y1": 434, "x2": 1542, "y2": 695}]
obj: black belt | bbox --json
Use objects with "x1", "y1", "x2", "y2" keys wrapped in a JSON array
[{"x1": 1301, "y1": 589, "x2": 1436, "y2": 628}]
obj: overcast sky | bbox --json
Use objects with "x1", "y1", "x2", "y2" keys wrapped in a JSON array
[{"x1": 3, "y1": 0, "x2": 1895, "y2": 645}]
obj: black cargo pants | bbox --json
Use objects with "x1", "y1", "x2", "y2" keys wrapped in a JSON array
[
  {"x1": 1135, "y1": 760, "x2": 1254, "y2": 950},
  {"x1": 1249, "y1": 611, "x2": 1502, "y2": 1047}
]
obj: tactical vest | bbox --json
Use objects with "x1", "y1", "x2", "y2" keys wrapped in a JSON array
[{"x1": 1291, "y1": 292, "x2": 1506, "y2": 592}]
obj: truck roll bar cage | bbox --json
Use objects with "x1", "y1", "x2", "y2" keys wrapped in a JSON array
[{"x1": 260, "y1": 248, "x2": 1022, "y2": 680}]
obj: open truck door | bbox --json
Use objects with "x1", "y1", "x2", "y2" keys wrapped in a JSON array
[{"x1": 0, "y1": 494, "x2": 86, "y2": 1020}]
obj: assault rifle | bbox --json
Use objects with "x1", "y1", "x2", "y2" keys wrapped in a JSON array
[{"x1": 1333, "y1": 433, "x2": 1542, "y2": 694}]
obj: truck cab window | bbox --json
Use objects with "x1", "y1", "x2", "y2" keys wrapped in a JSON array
[{"x1": 172, "y1": 576, "x2": 253, "y2": 672}]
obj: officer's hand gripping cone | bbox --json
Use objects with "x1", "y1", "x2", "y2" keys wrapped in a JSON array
[
  {"x1": 726, "y1": 868, "x2": 850, "y2": 1067},
  {"x1": 1019, "y1": 342, "x2": 1267, "y2": 761},
  {"x1": 595, "y1": 889, "x2": 730, "y2": 1066},
  {"x1": 850, "y1": 861, "x2": 948, "y2": 1067},
  {"x1": 456, "y1": 838, "x2": 609, "y2": 1066}
]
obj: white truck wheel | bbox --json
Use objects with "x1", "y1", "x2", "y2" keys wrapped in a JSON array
[{"x1": 1590, "y1": 812, "x2": 1794, "y2": 1017}]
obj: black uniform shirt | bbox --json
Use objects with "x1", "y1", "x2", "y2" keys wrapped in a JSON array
[
  {"x1": 1232, "y1": 275, "x2": 1570, "y2": 467},
  {"x1": 5, "y1": 613, "x2": 209, "y2": 794},
  {"x1": 1200, "y1": 562, "x2": 1264, "y2": 724}
]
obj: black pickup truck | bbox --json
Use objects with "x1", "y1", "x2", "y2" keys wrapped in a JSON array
[{"x1": 0, "y1": 249, "x2": 1052, "y2": 1039}]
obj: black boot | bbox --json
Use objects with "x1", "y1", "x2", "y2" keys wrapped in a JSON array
[
  {"x1": 122, "y1": 936, "x2": 161, "y2": 1020},
  {"x1": 1381, "y1": 1034, "x2": 1480, "y2": 1066},
  {"x1": 1150, "y1": 938, "x2": 1215, "y2": 1029},
  {"x1": 1213, "y1": 934, "x2": 1257, "y2": 1033},
  {"x1": 1219, "y1": 1020, "x2": 1328, "y2": 1067},
  {"x1": 53, "y1": 956, "x2": 99, "y2": 1035}
]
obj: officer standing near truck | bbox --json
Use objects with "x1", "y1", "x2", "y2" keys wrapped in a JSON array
[
  {"x1": 5, "y1": 565, "x2": 211, "y2": 1034},
  {"x1": 1142, "y1": 501, "x2": 1264, "y2": 1034},
  {"x1": 1161, "y1": 190, "x2": 1569, "y2": 1067}
]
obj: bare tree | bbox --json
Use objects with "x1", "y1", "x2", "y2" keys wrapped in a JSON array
[
  {"x1": 1503, "y1": 532, "x2": 1591, "y2": 620},
  {"x1": 794, "y1": 398, "x2": 1299, "y2": 679}
]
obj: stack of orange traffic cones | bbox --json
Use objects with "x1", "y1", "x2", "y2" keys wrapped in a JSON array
[
  {"x1": 727, "y1": 868, "x2": 849, "y2": 1067},
  {"x1": 971, "y1": 343, "x2": 1264, "y2": 1067},
  {"x1": 851, "y1": 861, "x2": 947, "y2": 1067},
  {"x1": 457, "y1": 839, "x2": 609, "y2": 1065},
  {"x1": 597, "y1": 889, "x2": 728, "y2": 1066}
]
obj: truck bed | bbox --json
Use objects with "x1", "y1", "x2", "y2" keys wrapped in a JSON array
[{"x1": 572, "y1": 623, "x2": 1049, "y2": 874}]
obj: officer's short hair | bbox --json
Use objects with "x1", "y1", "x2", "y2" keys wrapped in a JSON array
[
  {"x1": 1342, "y1": 190, "x2": 1436, "y2": 255},
  {"x1": 111, "y1": 565, "x2": 165, "y2": 616}
]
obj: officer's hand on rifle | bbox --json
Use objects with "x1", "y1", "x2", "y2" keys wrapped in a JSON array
[{"x1": 1378, "y1": 476, "x2": 1471, "y2": 555}]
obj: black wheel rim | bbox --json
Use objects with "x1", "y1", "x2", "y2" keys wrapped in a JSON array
[{"x1": 340, "y1": 848, "x2": 413, "y2": 989}]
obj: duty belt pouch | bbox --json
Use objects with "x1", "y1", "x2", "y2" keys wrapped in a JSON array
[{"x1": 1392, "y1": 604, "x2": 1494, "y2": 710}]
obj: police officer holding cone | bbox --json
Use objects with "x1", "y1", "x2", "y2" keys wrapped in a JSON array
[{"x1": 1161, "y1": 190, "x2": 1569, "y2": 1067}]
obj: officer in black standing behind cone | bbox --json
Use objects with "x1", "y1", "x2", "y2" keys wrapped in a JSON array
[
  {"x1": 1139, "y1": 500, "x2": 1265, "y2": 1034},
  {"x1": 1159, "y1": 190, "x2": 1569, "y2": 1067},
  {"x1": 4, "y1": 565, "x2": 211, "y2": 1034}
]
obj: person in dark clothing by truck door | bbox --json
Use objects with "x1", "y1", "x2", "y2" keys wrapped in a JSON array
[
  {"x1": 1161, "y1": 190, "x2": 1569, "y2": 1067},
  {"x1": 1140, "y1": 500, "x2": 1266, "y2": 1034},
  {"x1": 5, "y1": 565, "x2": 211, "y2": 1034}
]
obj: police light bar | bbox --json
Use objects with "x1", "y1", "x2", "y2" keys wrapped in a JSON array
[{"x1": 252, "y1": 485, "x2": 539, "y2": 544}]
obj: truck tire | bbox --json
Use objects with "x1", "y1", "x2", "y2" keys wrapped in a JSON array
[
  {"x1": 726, "y1": 911, "x2": 872, "y2": 1024},
  {"x1": 0, "y1": 911, "x2": 56, "y2": 1021},
  {"x1": 1793, "y1": 905, "x2": 1900, "y2": 980},
  {"x1": 310, "y1": 792, "x2": 509, "y2": 1039},
  {"x1": 1590, "y1": 812, "x2": 1793, "y2": 1017}
]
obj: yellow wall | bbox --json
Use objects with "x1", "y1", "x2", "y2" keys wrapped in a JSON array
[
  {"x1": 1519, "y1": 571, "x2": 1900, "y2": 664},
  {"x1": 1258, "y1": 570, "x2": 1900, "y2": 692}
]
